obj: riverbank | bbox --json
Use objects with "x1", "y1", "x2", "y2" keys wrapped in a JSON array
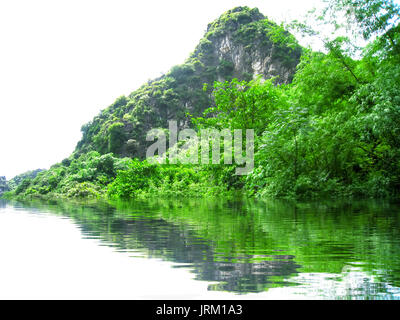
[{"x1": 2, "y1": 151, "x2": 398, "y2": 203}]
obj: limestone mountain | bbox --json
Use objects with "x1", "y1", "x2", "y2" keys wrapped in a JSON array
[{"x1": 75, "y1": 6, "x2": 302, "y2": 159}]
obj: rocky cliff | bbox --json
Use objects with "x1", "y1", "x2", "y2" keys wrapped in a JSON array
[{"x1": 74, "y1": 7, "x2": 302, "y2": 159}]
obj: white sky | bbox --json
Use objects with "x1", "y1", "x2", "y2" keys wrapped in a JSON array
[{"x1": 0, "y1": 0, "x2": 323, "y2": 179}]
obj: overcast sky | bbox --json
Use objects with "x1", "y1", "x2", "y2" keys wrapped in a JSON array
[{"x1": 0, "y1": 0, "x2": 323, "y2": 179}]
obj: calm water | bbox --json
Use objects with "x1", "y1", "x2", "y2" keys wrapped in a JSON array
[{"x1": 1, "y1": 197, "x2": 400, "y2": 299}]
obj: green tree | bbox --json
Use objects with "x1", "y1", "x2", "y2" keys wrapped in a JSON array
[{"x1": 108, "y1": 122, "x2": 126, "y2": 154}]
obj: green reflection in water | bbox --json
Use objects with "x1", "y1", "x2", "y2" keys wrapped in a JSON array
[{"x1": 5, "y1": 197, "x2": 400, "y2": 298}]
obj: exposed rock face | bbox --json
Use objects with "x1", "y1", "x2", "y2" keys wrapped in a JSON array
[
  {"x1": 0, "y1": 176, "x2": 8, "y2": 196},
  {"x1": 74, "y1": 7, "x2": 302, "y2": 159},
  {"x1": 203, "y1": 33, "x2": 295, "y2": 83},
  {"x1": 198, "y1": 8, "x2": 300, "y2": 84}
]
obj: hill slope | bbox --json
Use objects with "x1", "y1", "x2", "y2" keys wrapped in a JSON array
[{"x1": 75, "y1": 6, "x2": 301, "y2": 159}]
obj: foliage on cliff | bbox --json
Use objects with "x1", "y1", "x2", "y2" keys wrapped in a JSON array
[{"x1": 74, "y1": 6, "x2": 301, "y2": 160}]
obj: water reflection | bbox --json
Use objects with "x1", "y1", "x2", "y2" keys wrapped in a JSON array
[{"x1": 4, "y1": 197, "x2": 400, "y2": 298}]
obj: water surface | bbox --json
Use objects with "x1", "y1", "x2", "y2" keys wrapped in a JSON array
[{"x1": 1, "y1": 197, "x2": 400, "y2": 299}]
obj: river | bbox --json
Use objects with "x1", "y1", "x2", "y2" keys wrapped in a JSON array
[{"x1": 1, "y1": 197, "x2": 400, "y2": 299}]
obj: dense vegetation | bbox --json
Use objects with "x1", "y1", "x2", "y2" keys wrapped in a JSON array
[
  {"x1": 3, "y1": 152, "x2": 231, "y2": 199},
  {"x1": 5, "y1": 169, "x2": 43, "y2": 191},
  {"x1": 75, "y1": 7, "x2": 301, "y2": 159},
  {"x1": 3, "y1": 1, "x2": 400, "y2": 200}
]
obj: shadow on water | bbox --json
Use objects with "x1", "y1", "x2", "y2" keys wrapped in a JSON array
[{"x1": 4, "y1": 196, "x2": 400, "y2": 296}]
